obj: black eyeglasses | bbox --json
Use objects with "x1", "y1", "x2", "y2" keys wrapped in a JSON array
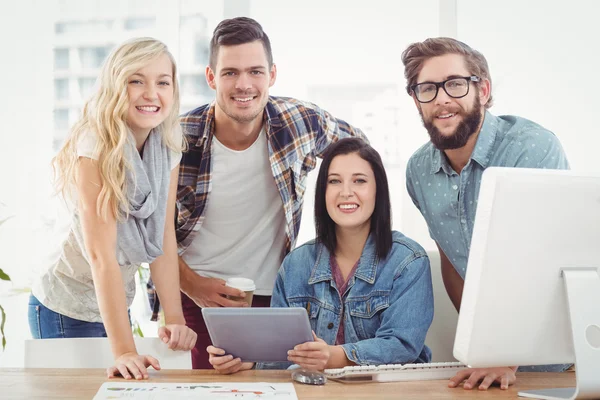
[{"x1": 410, "y1": 75, "x2": 480, "y2": 103}]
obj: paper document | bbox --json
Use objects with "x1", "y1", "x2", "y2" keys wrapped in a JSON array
[{"x1": 93, "y1": 382, "x2": 298, "y2": 399}]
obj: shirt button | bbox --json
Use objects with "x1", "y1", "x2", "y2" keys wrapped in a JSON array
[
  {"x1": 327, "y1": 322, "x2": 334, "y2": 329},
  {"x1": 461, "y1": 219, "x2": 467, "y2": 224},
  {"x1": 452, "y1": 185, "x2": 459, "y2": 190}
]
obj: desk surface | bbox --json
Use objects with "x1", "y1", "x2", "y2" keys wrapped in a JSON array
[{"x1": 0, "y1": 368, "x2": 576, "y2": 399}]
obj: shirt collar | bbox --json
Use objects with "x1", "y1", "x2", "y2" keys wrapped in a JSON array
[
  {"x1": 192, "y1": 101, "x2": 216, "y2": 149},
  {"x1": 429, "y1": 110, "x2": 497, "y2": 174},
  {"x1": 470, "y1": 111, "x2": 498, "y2": 168},
  {"x1": 430, "y1": 147, "x2": 446, "y2": 175},
  {"x1": 264, "y1": 97, "x2": 283, "y2": 133},
  {"x1": 308, "y1": 233, "x2": 379, "y2": 285}
]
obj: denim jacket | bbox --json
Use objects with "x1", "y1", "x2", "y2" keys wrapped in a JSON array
[{"x1": 257, "y1": 231, "x2": 433, "y2": 369}]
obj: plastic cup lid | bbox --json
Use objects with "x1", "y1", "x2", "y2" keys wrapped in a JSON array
[{"x1": 225, "y1": 277, "x2": 256, "y2": 291}]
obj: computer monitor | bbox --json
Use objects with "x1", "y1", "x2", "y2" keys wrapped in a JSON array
[{"x1": 453, "y1": 167, "x2": 600, "y2": 400}]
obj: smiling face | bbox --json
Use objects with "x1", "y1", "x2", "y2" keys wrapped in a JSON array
[
  {"x1": 206, "y1": 40, "x2": 276, "y2": 125},
  {"x1": 126, "y1": 53, "x2": 174, "y2": 137},
  {"x1": 325, "y1": 152, "x2": 376, "y2": 233},
  {"x1": 414, "y1": 53, "x2": 488, "y2": 150}
]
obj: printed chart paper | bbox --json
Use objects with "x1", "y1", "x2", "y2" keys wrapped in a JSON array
[{"x1": 93, "y1": 382, "x2": 298, "y2": 399}]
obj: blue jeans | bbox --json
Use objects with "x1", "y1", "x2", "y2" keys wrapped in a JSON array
[{"x1": 28, "y1": 294, "x2": 107, "y2": 339}]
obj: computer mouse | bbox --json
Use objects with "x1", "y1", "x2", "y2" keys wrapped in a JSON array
[{"x1": 291, "y1": 369, "x2": 327, "y2": 385}]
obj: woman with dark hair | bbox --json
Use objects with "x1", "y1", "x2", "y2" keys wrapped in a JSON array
[{"x1": 207, "y1": 138, "x2": 434, "y2": 373}]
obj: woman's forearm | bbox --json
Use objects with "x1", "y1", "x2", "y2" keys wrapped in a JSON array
[
  {"x1": 149, "y1": 227, "x2": 185, "y2": 325},
  {"x1": 90, "y1": 259, "x2": 137, "y2": 359},
  {"x1": 76, "y1": 157, "x2": 136, "y2": 360}
]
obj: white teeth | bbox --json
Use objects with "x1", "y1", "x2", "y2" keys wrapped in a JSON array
[
  {"x1": 438, "y1": 113, "x2": 455, "y2": 119},
  {"x1": 339, "y1": 204, "x2": 358, "y2": 210},
  {"x1": 137, "y1": 106, "x2": 159, "y2": 112},
  {"x1": 234, "y1": 97, "x2": 253, "y2": 102}
]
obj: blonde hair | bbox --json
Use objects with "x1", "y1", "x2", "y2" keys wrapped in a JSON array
[
  {"x1": 52, "y1": 37, "x2": 184, "y2": 221},
  {"x1": 401, "y1": 37, "x2": 493, "y2": 109}
]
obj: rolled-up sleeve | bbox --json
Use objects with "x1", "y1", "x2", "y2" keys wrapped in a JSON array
[{"x1": 313, "y1": 105, "x2": 368, "y2": 157}]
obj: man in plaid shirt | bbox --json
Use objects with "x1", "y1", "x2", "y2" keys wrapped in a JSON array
[{"x1": 172, "y1": 17, "x2": 366, "y2": 369}]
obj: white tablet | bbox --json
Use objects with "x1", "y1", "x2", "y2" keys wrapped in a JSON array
[{"x1": 202, "y1": 307, "x2": 313, "y2": 362}]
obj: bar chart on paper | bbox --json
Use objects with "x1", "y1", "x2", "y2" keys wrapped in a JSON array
[{"x1": 93, "y1": 382, "x2": 298, "y2": 399}]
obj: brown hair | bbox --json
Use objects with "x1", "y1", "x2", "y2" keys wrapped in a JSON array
[
  {"x1": 401, "y1": 37, "x2": 493, "y2": 108},
  {"x1": 209, "y1": 17, "x2": 273, "y2": 69}
]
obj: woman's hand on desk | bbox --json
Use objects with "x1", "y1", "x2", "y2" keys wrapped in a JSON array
[
  {"x1": 207, "y1": 345, "x2": 254, "y2": 374},
  {"x1": 448, "y1": 366, "x2": 517, "y2": 390},
  {"x1": 158, "y1": 324, "x2": 198, "y2": 350},
  {"x1": 106, "y1": 352, "x2": 161, "y2": 380},
  {"x1": 287, "y1": 332, "x2": 330, "y2": 371}
]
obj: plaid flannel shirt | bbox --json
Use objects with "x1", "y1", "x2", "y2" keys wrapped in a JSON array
[
  {"x1": 175, "y1": 96, "x2": 366, "y2": 253},
  {"x1": 148, "y1": 96, "x2": 366, "y2": 320}
]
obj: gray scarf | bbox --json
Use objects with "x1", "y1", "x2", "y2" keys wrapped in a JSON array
[{"x1": 116, "y1": 129, "x2": 171, "y2": 265}]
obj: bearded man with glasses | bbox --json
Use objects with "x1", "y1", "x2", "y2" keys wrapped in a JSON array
[{"x1": 401, "y1": 37, "x2": 570, "y2": 391}]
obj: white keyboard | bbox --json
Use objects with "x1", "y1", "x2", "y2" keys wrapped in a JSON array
[{"x1": 324, "y1": 361, "x2": 466, "y2": 382}]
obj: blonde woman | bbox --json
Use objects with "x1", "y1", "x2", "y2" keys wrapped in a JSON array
[{"x1": 28, "y1": 38, "x2": 197, "y2": 380}]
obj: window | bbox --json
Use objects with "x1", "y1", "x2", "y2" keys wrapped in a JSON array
[
  {"x1": 56, "y1": 20, "x2": 113, "y2": 35},
  {"x1": 53, "y1": 109, "x2": 70, "y2": 152},
  {"x1": 124, "y1": 17, "x2": 155, "y2": 30},
  {"x1": 79, "y1": 47, "x2": 110, "y2": 69},
  {"x1": 54, "y1": 48, "x2": 70, "y2": 70},
  {"x1": 54, "y1": 109, "x2": 70, "y2": 131},
  {"x1": 78, "y1": 77, "x2": 96, "y2": 100},
  {"x1": 179, "y1": 14, "x2": 209, "y2": 68},
  {"x1": 54, "y1": 79, "x2": 69, "y2": 101},
  {"x1": 180, "y1": 74, "x2": 212, "y2": 114},
  {"x1": 180, "y1": 74, "x2": 210, "y2": 97},
  {"x1": 194, "y1": 38, "x2": 209, "y2": 65}
]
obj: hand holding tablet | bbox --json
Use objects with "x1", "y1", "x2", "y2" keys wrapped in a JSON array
[
  {"x1": 204, "y1": 307, "x2": 327, "y2": 384},
  {"x1": 202, "y1": 307, "x2": 313, "y2": 362}
]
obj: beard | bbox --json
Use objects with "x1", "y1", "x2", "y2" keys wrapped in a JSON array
[
  {"x1": 217, "y1": 92, "x2": 266, "y2": 124},
  {"x1": 420, "y1": 96, "x2": 483, "y2": 150}
]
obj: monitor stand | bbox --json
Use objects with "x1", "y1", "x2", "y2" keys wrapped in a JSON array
[{"x1": 519, "y1": 267, "x2": 600, "y2": 400}]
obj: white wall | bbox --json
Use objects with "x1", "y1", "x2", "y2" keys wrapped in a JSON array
[
  {"x1": 0, "y1": 0, "x2": 56, "y2": 367},
  {"x1": 0, "y1": 0, "x2": 56, "y2": 285},
  {"x1": 458, "y1": 0, "x2": 599, "y2": 173}
]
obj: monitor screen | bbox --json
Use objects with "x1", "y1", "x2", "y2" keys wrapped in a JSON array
[{"x1": 452, "y1": 167, "x2": 600, "y2": 399}]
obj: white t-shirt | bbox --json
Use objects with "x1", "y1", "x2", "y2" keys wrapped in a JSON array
[
  {"x1": 32, "y1": 129, "x2": 182, "y2": 322},
  {"x1": 182, "y1": 129, "x2": 287, "y2": 295}
]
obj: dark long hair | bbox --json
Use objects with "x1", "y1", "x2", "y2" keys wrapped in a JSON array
[{"x1": 314, "y1": 138, "x2": 392, "y2": 259}]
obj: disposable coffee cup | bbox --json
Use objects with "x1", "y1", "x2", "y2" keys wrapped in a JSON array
[{"x1": 225, "y1": 277, "x2": 256, "y2": 306}]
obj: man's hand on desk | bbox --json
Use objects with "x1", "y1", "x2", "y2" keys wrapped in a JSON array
[
  {"x1": 207, "y1": 345, "x2": 254, "y2": 374},
  {"x1": 181, "y1": 270, "x2": 248, "y2": 308},
  {"x1": 106, "y1": 352, "x2": 161, "y2": 380},
  {"x1": 448, "y1": 366, "x2": 517, "y2": 390}
]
